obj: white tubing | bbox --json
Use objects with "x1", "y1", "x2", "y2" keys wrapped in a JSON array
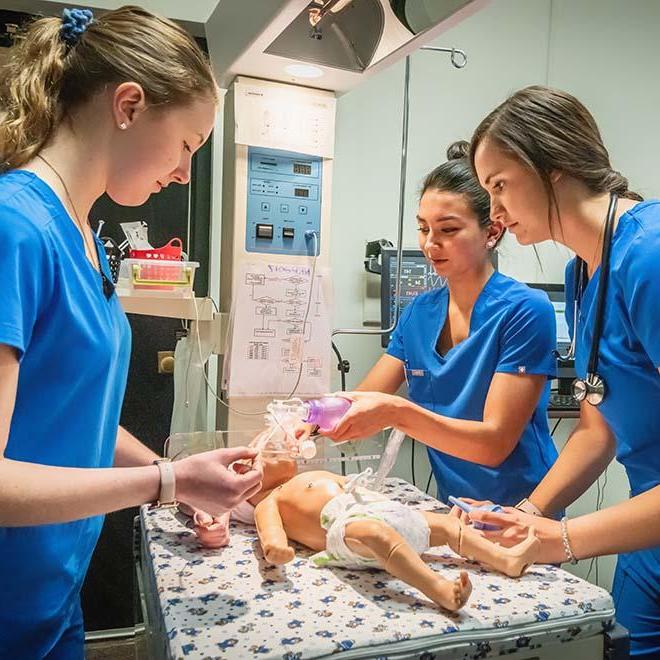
[{"x1": 371, "y1": 428, "x2": 406, "y2": 491}]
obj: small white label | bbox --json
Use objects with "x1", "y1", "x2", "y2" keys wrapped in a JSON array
[
  {"x1": 518, "y1": 366, "x2": 526, "y2": 373},
  {"x1": 410, "y1": 369, "x2": 425, "y2": 377}
]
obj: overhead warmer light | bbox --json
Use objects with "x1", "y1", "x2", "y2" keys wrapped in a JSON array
[{"x1": 206, "y1": 0, "x2": 487, "y2": 95}]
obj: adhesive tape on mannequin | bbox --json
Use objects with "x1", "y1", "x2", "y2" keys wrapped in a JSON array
[{"x1": 300, "y1": 439, "x2": 317, "y2": 459}]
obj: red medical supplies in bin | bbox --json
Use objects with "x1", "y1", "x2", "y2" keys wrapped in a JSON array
[
  {"x1": 118, "y1": 238, "x2": 199, "y2": 297},
  {"x1": 128, "y1": 237, "x2": 183, "y2": 261}
]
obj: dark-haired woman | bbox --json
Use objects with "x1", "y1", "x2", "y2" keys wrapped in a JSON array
[
  {"x1": 317, "y1": 142, "x2": 559, "y2": 508},
  {"x1": 471, "y1": 85, "x2": 660, "y2": 658}
]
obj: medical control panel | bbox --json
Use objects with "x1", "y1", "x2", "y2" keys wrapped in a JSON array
[
  {"x1": 246, "y1": 147, "x2": 322, "y2": 256},
  {"x1": 380, "y1": 248, "x2": 445, "y2": 347}
]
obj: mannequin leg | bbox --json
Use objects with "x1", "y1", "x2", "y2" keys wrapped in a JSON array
[
  {"x1": 343, "y1": 519, "x2": 471, "y2": 611},
  {"x1": 422, "y1": 512, "x2": 539, "y2": 577}
]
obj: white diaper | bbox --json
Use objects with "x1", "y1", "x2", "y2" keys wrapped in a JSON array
[{"x1": 311, "y1": 487, "x2": 430, "y2": 569}]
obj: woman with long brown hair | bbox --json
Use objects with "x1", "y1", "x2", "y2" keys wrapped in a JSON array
[{"x1": 470, "y1": 85, "x2": 659, "y2": 658}]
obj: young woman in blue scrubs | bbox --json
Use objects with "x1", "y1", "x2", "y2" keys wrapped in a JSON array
[
  {"x1": 470, "y1": 86, "x2": 660, "y2": 658},
  {"x1": 322, "y1": 141, "x2": 559, "y2": 508},
  {"x1": 0, "y1": 8, "x2": 262, "y2": 658}
]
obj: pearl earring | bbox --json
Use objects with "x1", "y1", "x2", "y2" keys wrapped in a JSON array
[
  {"x1": 119, "y1": 122, "x2": 127, "y2": 130},
  {"x1": 487, "y1": 241, "x2": 496, "y2": 248}
]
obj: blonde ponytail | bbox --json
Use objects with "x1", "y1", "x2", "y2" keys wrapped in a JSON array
[
  {"x1": 0, "y1": 6, "x2": 217, "y2": 173},
  {"x1": 0, "y1": 17, "x2": 67, "y2": 171}
]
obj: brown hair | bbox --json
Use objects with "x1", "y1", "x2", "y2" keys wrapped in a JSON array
[
  {"x1": 470, "y1": 85, "x2": 642, "y2": 237},
  {"x1": 0, "y1": 5, "x2": 218, "y2": 172}
]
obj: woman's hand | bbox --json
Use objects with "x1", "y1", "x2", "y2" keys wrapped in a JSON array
[
  {"x1": 174, "y1": 446, "x2": 264, "y2": 516},
  {"x1": 468, "y1": 508, "x2": 566, "y2": 564},
  {"x1": 325, "y1": 391, "x2": 403, "y2": 441},
  {"x1": 448, "y1": 497, "x2": 496, "y2": 524}
]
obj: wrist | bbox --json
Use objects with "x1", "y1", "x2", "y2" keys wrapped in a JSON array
[
  {"x1": 171, "y1": 460, "x2": 190, "y2": 505},
  {"x1": 560, "y1": 516, "x2": 579, "y2": 564},
  {"x1": 515, "y1": 497, "x2": 544, "y2": 517},
  {"x1": 150, "y1": 458, "x2": 177, "y2": 508},
  {"x1": 390, "y1": 394, "x2": 411, "y2": 426}
]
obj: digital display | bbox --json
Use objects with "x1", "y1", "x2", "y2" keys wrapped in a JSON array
[
  {"x1": 293, "y1": 162, "x2": 312, "y2": 175},
  {"x1": 294, "y1": 188, "x2": 310, "y2": 198}
]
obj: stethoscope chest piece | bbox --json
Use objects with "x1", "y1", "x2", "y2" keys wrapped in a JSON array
[{"x1": 572, "y1": 373, "x2": 605, "y2": 406}]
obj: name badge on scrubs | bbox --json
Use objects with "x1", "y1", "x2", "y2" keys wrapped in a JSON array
[{"x1": 410, "y1": 369, "x2": 426, "y2": 377}]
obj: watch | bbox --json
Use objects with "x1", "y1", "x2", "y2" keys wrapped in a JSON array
[
  {"x1": 150, "y1": 458, "x2": 178, "y2": 509},
  {"x1": 514, "y1": 497, "x2": 543, "y2": 516}
]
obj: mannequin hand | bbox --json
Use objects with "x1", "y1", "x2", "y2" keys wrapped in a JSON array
[
  {"x1": 468, "y1": 509, "x2": 565, "y2": 564},
  {"x1": 326, "y1": 391, "x2": 402, "y2": 441},
  {"x1": 262, "y1": 541, "x2": 295, "y2": 565},
  {"x1": 179, "y1": 503, "x2": 232, "y2": 548},
  {"x1": 174, "y1": 447, "x2": 264, "y2": 516}
]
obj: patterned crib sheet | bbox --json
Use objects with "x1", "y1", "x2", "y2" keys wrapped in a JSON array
[{"x1": 141, "y1": 479, "x2": 615, "y2": 659}]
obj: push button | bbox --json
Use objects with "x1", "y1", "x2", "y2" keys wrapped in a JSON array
[{"x1": 256, "y1": 223, "x2": 273, "y2": 239}]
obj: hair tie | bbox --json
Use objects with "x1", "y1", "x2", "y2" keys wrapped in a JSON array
[{"x1": 60, "y1": 8, "x2": 94, "y2": 47}]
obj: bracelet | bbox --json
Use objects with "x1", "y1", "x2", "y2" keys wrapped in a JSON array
[
  {"x1": 150, "y1": 458, "x2": 178, "y2": 509},
  {"x1": 560, "y1": 516, "x2": 578, "y2": 564},
  {"x1": 515, "y1": 497, "x2": 543, "y2": 516}
]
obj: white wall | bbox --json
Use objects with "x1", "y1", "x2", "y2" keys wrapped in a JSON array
[{"x1": 329, "y1": 0, "x2": 660, "y2": 591}]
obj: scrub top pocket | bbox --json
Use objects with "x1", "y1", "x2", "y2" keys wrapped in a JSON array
[{"x1": 405, "y1": 367, "x2": 435, "y2": 406}]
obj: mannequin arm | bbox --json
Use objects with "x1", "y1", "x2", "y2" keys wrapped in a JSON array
[{"x1": 254, "y1": 493, "x2": 294, "y2": 564}]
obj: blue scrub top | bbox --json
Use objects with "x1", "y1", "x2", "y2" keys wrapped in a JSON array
[
  {"x1": 0, "y1": 171, "x2": 131, "y2": 657},
  {"x1": 566, "y1": 199, "x2": 660, "y2": 605},
  {"x1": 387, "y1": 271, "x2": 558, "y2": 506}
]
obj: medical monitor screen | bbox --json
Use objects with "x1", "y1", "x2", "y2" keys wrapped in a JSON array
[
  {"x1": 526, "y1": 283, "x2": 571, "y2": 350},
  {"x1": 380, "y1": 248, "x2": 445, "y2": 348}
]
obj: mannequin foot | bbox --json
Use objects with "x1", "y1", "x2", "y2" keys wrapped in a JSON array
[
  {"x1": 502, "y1": 527, "x2": 540, "y2": 577},
  {"x1": 430, "y1": 570, "x2": 471, "y2": 611}
]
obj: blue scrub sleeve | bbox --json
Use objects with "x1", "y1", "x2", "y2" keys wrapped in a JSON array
[
  {"x1": 496, "y1": 293, "x2": 557, "y2": 377},
  {"x1": 619, "y1": 231, "x2": 660, "y2": 368},
  {"x1": 385, "y1": 297, "x2": 416, "y2": 362},
  {"x1": 0, "y1": 216, "x2": 51, "y2": 359}
]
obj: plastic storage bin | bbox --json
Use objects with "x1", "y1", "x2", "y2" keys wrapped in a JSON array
[{"x1": 117, "y1": 257, "x2": 199, "y2": 297}]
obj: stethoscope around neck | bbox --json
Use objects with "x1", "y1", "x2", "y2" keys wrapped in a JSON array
[{"x1": 555, "y1": 193, "x2": 618, "y2": 406}]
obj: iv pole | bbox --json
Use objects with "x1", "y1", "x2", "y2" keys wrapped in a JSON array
[{"x1": 332, "y1": 45, "x2": 468, "y2": 340}]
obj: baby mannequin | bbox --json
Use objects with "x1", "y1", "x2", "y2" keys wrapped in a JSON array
[{"x1": 254, "y1": 470, "x2": 539, "y2": 612}]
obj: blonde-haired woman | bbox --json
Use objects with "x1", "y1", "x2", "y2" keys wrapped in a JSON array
[{"x1": 0, "y1": 7, "x2": 262, "y2": 657}]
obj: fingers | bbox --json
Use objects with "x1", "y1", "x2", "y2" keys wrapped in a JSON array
[
  {"x1": 215, "y1": 446, "x2": 260, "y2": 466},
  {"x1": 331, "y1": 391, "x2": 356, "y2": 402},
  {"x1": 242, "y1": 480, "x2": 264, "y2": 503},
  {"x1": 448, "y1": 506, "x2": 471, "y2": 524},
  {"x1": 177, "y1": 501, "x2": 195, "y2": 517},
  {"x1": 193, "y1": 509, "x2": 214, "y2": 526},
  {"x1": 294, "y1": 423, "x2": 313, "y2": 440},
  {"x1": 468, "y1": 510, "x2": 516, "y2": 527}
]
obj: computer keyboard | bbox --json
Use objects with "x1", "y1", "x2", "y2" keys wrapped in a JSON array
[{"x1": 548, "y1": 392, "x2": 579, "y2": 410}]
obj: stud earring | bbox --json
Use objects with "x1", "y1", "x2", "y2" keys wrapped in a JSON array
[
  {"x1": 119, "y1": 122, "x2": 127, "y2": 130},
  {"x1": 487, "y1": 241, "x2": 496, "y2": 248}
]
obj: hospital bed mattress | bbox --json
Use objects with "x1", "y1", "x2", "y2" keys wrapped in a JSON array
[{"x1": 138, "y1": 479, "x2": 616, "y2": 659}]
